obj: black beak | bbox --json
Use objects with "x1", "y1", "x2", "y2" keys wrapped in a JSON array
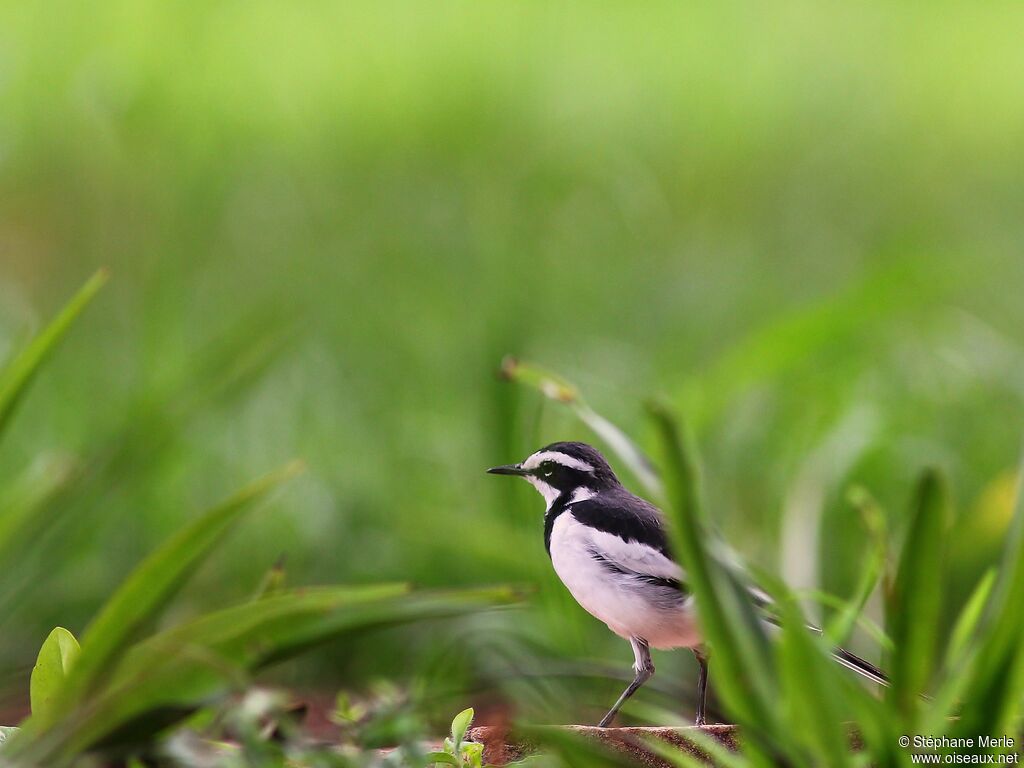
[{"x1": 487, "y1": 464, "x2": 528, "y2": 476}]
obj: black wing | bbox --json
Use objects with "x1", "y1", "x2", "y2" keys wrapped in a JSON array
[{"x1": 568, "y1": 487, "x2": 675, "y2": 557}]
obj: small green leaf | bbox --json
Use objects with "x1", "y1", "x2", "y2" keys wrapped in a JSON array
[
  {"x1": 450, "y1": 707, "x2": 474, "y2": 747},
  {"x1": 425, "y1": 752, "x2": 460, "y2": 765},
  {"x1": 461, "y1": 740, "x2": 484, "y2": 768},
  {"x1": 29, "y1": 628, "x2": 80, "y2": 722}
]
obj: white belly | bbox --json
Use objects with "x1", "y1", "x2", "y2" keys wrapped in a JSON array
[{"x1": 548, "y1": 512, "x2": 701, "y2": 649}]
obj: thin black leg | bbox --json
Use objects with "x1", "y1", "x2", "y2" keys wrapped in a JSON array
[
  {"x1": 598, "y1": 638, "x2": 653, "y2": 728},
  {"x1": 693, "y1": 647, "x2": 709, "y2": 726}
]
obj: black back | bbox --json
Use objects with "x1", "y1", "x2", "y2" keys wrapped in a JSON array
[{"x1": 544, "y1": 485, "x2": 673, "y2": 558}]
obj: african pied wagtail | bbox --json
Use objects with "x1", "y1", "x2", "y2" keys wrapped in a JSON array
[{"x1": 488, "y1": 441, "x2": 887, "y2": 728}]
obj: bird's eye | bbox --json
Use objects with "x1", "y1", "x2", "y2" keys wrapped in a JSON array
[{"x1": 542, "y1": 462, "x2": 554, "y2": 477}]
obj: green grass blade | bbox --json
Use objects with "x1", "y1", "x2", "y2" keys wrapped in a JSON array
[
  {"x1": 647, "y1": 401, "x2": 778, "y2": 742},
  {"x1": 0, "y1": 269, "x2": 108, "y2": 438},
  {"x1": 0, "y1": 456, "x2": 76, "y2": 600},
  {"x1": 887, "y1": 469, "x2": 949, "y2": 721},
  {"x1": 501, "y1": 357, "x2": 663, "y2": 500},
  {"x1": 9, "y1": 586, "x2": 519, "y2": 762},
  {"x1": 946, "y1": 568, "x2": 996, "y2": 670},
  {"x1": 37, "y1": 460, "x2": 305, "y2": 727},
  {"x1": 774, "y1": 593, "x2": 853, "y2": 767},
  {"x1": 825, "y1": 487, "x2": 888, "y2": 647},
  {"x1": 921, "y1": 569, "x2": 997, "y2": 735},
  {"x1": 111, "y1": 583, "x2": 414, "y2": 683},
  {"x1": 950, "y1": 451, "x2": 1024, "y2": 741}
]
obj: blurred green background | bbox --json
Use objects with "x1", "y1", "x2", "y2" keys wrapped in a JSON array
[{"x1": 2, "y1": 0, "x2": 1024, "y2": 726}]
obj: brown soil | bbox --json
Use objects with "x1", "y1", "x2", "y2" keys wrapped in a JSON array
[{"x1": 468, "y1": 724, "x2": 740, "y2": 767}]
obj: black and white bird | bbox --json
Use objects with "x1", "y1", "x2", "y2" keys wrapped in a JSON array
[{"x1": 488, "y1": 441, "x2": 887, "y2": 728}]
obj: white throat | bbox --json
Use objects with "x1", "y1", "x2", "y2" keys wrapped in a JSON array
[
  {"x1": 527, "y1": 476, "x2": 561, "y2": 510},
  {"x1": 526, "y1": 479, "x2": 596, "y2": 512}
]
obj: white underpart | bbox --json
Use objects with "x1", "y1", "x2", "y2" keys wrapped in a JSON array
[
  {"x1": 522, "y1": 450, "x2": 595, "y2": 473},
  {"x1": 548, "y1": 513, "x2": 700, "y2": 649}
]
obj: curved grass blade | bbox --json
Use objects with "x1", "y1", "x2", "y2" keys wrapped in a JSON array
[
  {"x1": 922, "y1": 568, "x2": 997, "y2": 735},
  {"x1": 501, "y1": 357, "x2": 663, "y2": 501},
  {"x1": 825, "y1": 487, "x2": 888, "y2": 647},
  {"x1": 647, "y1": 401, "x2": 777, "y2": 751},
  {"x1": 0, "y1": 456, "x2": 75, "y2": 550},
  {"x1": 887, "y1": 469, "x2": 949, "y2": 721},
  {"x1": 112, "y1": 584, "x2": 413, "y2": 683},
  {"x1": 774, "y1": 593, "x2": 853, "y2": 767},
  {"x1": 0, "y1": 456, "x2": 76, "y2": 601},
  {"x1": 950, "y1": 450, "x2": 1024, "y2": 742},
  {"x1": 8, "y1": 586, "x2": 520, "y2": 763},
  {"x1": 33, "y1": 460, "x2": 305, "y2": 728},
  {"x1": 945, "y1": 568, "x2": 996, "y2": 672},
  {"x1": 759, "y1": 573, "x2": 899, "y2": 768},
  {"x1": 0, "y1": 269, "x2": 108, "y2": 438}
]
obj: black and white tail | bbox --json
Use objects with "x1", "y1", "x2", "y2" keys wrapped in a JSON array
[
  {"x1": 751, "y1": 587, "x2": 889, "y2": 687},
  {"x1": 831, "y1": 646, "x2": 889, "y2": 686}
]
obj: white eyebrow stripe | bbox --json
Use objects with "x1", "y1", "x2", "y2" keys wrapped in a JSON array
[{"x1": 522, "y1": 450, "x2": 595, "y2": 473}]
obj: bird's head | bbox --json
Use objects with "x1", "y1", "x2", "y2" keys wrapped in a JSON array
[{"x1": 487, "y1": 441, "x2": 620, "y2": 507}]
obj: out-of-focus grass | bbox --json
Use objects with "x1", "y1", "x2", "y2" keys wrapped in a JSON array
[{"x1": 1, "y1": 0, "x2": 1024, "y2": 727}]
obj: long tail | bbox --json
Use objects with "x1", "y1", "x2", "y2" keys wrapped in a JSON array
[
  {"x1": 831, "y1": 646, "x2": 889, "y2": 686},
  {"x1": 749, "y1": 586, "x2": 889, "y2": 686}
]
